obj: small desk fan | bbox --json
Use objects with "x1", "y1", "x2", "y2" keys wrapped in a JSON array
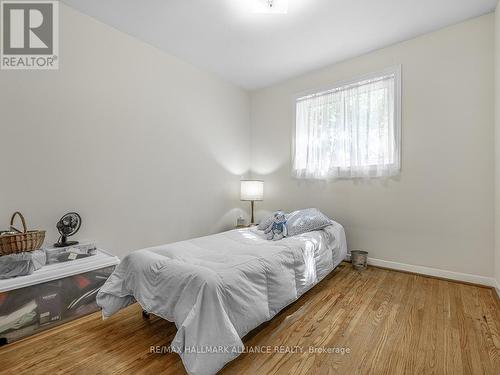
[{"x1": 53, "y1": 212, "x2": 81, "y2": 248}]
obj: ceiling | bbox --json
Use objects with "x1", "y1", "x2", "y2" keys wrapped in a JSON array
[{"x1": 62, "y1": 0, "x2": 497, "y2": 90}]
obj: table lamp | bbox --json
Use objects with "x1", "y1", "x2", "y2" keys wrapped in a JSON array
[{"x1": 240, "y1": 180, "x2": 264, "y2": 224}]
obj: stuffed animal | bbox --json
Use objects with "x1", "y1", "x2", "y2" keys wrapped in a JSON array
[{"x1": 264, "y1": 211, "x2": 288, "y2": 241}]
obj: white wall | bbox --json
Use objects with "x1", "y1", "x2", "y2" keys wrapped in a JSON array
[
  {"x1": 250, "y1": 15, "x2": 495, "y2": 277},
  {"x1": 0, "y1": 4, "x2": 250, "y2": 257},
  {"x1": 495, "y1": 2, "x2": 500, "y2": 291},
  {"x1": 0, "y1": 5, "x2": 496, "y2": 282}
]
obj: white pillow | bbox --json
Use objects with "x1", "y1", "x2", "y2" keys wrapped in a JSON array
[{"x1": 286, "y1": 208, "x2": 332, "y2": 237}]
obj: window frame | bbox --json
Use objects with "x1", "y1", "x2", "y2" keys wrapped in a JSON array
[{"x1": 291, "y1": 65, "x2": 402, "y2": 179}]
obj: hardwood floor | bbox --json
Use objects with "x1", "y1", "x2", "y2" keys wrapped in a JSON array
[{"x1": 0, "y1": 263, "x2": 499, "y2": 375}]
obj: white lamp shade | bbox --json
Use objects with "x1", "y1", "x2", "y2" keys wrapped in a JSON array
[{"x1": 240, "y1": 180, "x2": 264, "y2": 201}]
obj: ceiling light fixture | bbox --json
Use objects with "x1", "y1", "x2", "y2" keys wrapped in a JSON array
[{"x1": 252, "y1": 0, "x2": 288, "y2": 14}]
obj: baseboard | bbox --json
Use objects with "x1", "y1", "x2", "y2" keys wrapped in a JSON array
[{"x1": 346, "y1": 253, "x2": 497, "y2": 289}]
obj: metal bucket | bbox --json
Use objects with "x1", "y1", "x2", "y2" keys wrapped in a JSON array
[{"x1": 351, "y1": 250, "x2": 368, "y2": 270}]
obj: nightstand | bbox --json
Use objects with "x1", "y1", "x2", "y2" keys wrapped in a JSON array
[{"x1": 235, "y1": 224, "x2": 257, "y2": 229}]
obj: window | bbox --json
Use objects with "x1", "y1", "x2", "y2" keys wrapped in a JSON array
[{"x1": 293, "y1": 66, "x2": 401, "y2": 179}]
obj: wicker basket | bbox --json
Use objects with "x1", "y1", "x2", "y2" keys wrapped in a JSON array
[{"x1": 0, "y1": 212, "x2": 46, "y2": 255}]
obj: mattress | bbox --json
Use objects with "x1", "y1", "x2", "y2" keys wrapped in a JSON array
[{"x1": 97, "y1": 221, "x2": 347, "y2": 375}]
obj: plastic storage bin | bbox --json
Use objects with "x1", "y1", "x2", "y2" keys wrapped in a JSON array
[
  {"x1": 0, "y1": 250, "x2": 119, "y2": 345},
  {"x1": 44, "y1": 241, "x2": 97, "y2": 264}
]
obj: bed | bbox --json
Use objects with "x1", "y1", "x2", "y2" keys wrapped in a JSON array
[{"x1": 97, "y1": 221, "x2": 347, "y2": 375}]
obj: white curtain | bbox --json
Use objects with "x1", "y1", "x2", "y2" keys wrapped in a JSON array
[{"x1": 293, "y1": 74, "x2": 400, "y2": 179}]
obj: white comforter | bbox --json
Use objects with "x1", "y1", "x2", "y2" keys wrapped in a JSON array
[{"x1": 97, "y1": 222, "x2": 347, "y2": 375}]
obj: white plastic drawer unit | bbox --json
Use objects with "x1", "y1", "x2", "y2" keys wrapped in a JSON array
[{"x1": 0, "y1": 250, "x2": 119, "y2": 346}]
